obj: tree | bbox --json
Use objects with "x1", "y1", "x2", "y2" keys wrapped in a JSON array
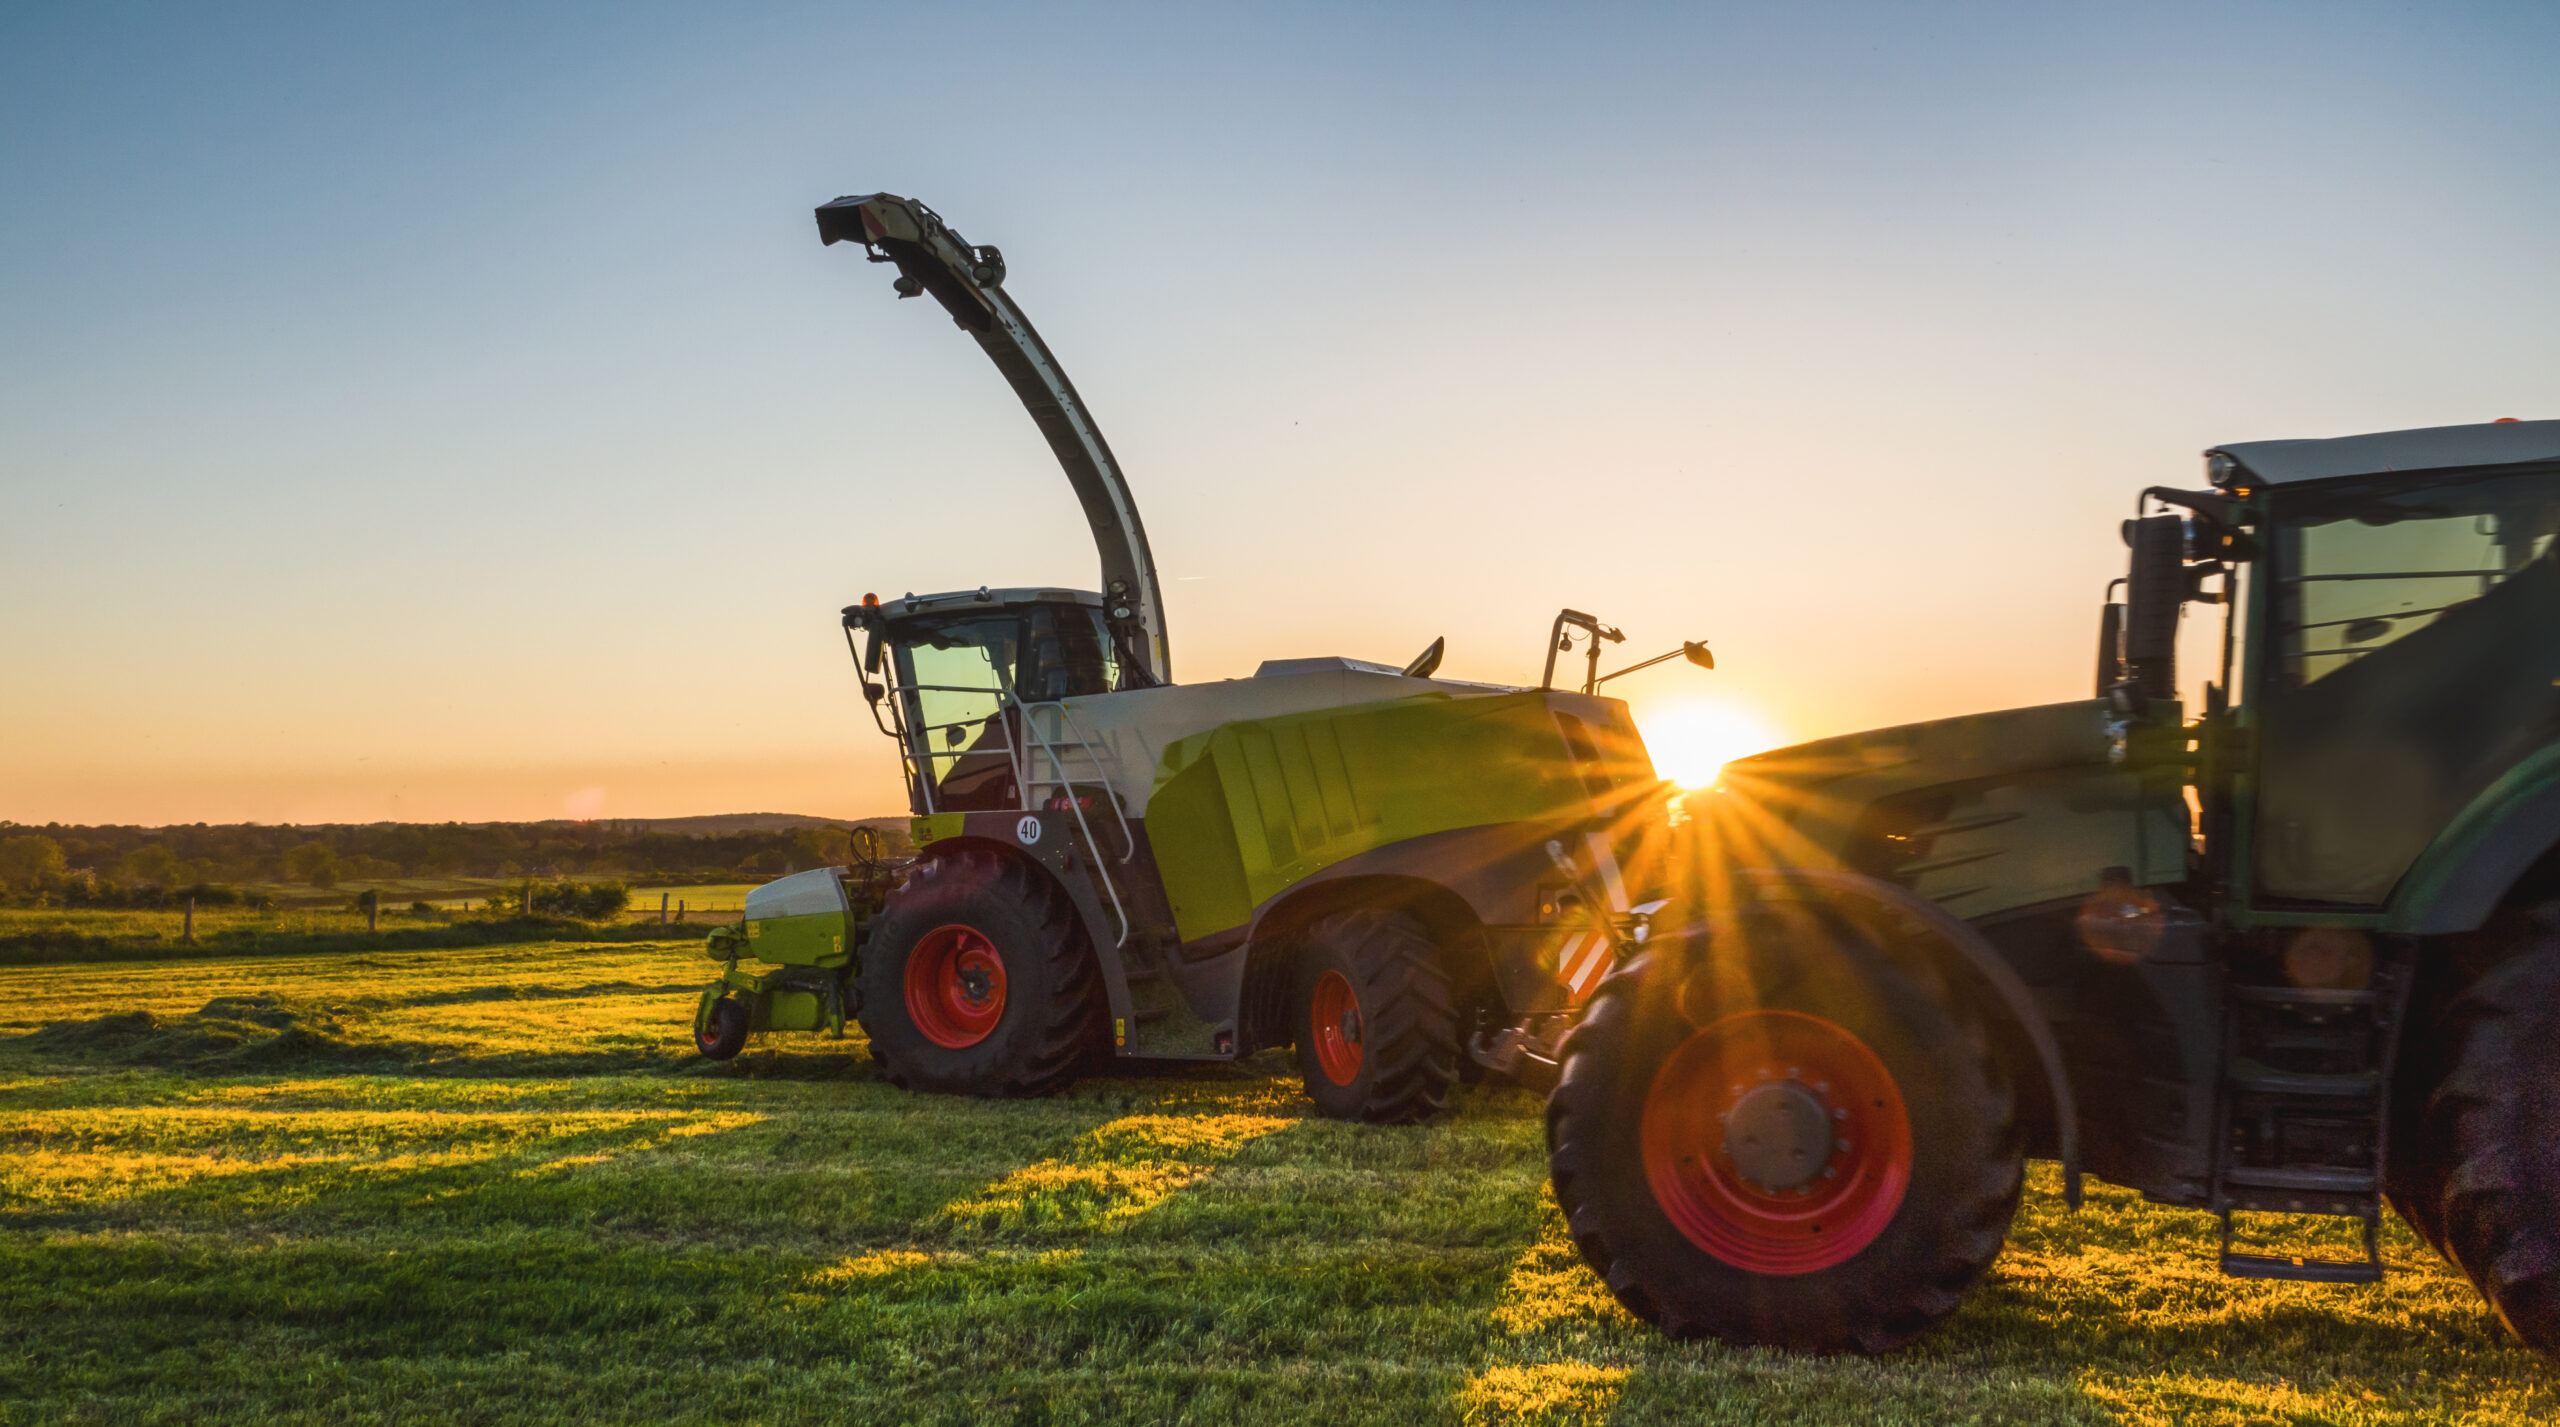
[
  {"x1": 114, "y1": 843, "x2": 181, "y2": 887},
  {"x1": 284, "y1": 841, "x2": 340, "y2": 889},
  {"x1": 0, "y1": 835, "x2": 66, "y2": 891}
]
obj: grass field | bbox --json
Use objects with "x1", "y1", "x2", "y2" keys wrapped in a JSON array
[{"x1": 0, "y1": 935, "x2": 2550, "y2": 1424}]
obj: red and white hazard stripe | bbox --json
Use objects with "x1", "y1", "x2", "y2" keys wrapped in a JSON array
[
  {"x1": 1555, "y1": 831, "x2": 1633, "y2": 1002},
  {"x1": 1558, "y1": 930, "x2": 1616, "y2": 999}
]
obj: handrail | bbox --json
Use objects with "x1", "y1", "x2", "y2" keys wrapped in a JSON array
[
  {"x1": 1023, "y1": 699, "x2": 1138, "y2": 865},
  {"x1": 1005, "y1": 695, "x2": 1133, "y2": 945}
]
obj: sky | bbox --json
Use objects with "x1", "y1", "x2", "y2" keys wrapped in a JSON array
[{"x1": 3, "y1": 1, "x2": 2555, "y2": 826}]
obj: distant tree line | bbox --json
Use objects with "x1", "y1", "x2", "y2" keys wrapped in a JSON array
[{"x1": 0, "y1": 819, "x2": 908, "y2": 904}]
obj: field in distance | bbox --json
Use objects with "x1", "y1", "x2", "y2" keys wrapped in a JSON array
[{"x1": 0, "y1": 922, "x2": 2550, "y2": 1425}]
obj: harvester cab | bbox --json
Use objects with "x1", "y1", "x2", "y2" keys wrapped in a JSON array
[
  {"x1": 695, "y1": 191, "x2": 1714, "y2": 1127},
  {"x1": 1544, "y1": 416, "x2": 2560, "y2": 1365}
]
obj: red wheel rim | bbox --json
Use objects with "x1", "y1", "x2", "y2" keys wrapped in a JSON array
[
  {"x1": 1309, "y1": 970, "x2": 1364, "y2": 1086},
  {"x1": 904, "y1": 924, "x2": 1008, "y2": 1049},
  {"x1": 1640, "y1": 1008, "x2": 1912, "y2": 1274}
]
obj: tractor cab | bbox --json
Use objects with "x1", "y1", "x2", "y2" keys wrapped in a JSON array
[
  {"x1": 844, "y1": 588, "x2": 1149, "y2": 814},
  {"x1": 2113, "y1": 419, "x2": 2560, "y2": 914}
]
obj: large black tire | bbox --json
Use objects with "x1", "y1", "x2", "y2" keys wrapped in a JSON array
[
  {"x1": 695, "y1": 997, "x2": 749, "y2": 1061},
  {"x1": 2413, "y1": 926, "x2": 2560, "y2": 1357},
  {"x1": 856, "y1": 849, "x2": 1104, "y2": 1098},
  {"x1": 1545, "y1": 902, "x2": 2023, "y2": 1352},
  {"x1": 1292, "y1": 909, "x2": 1459, "y2": 1124}
]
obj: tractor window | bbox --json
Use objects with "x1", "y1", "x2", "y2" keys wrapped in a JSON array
[
  {"x1": 1021, "y1": 603, "x2": 1123, "y2": 702},
  {"x1": 893, "y1": 616, "x2": 1022, "y2": 811},
  {"x1": 885, "y1": 602, "x2": 1127, "y2": 812},
  {"x1": 2254, "y1": 467, "x2": 2560, "y2": 904}
]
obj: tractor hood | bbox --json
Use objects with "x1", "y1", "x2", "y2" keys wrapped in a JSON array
[{"x1": 1698, "y1": 700, "x2": 2126, "y2": 871}]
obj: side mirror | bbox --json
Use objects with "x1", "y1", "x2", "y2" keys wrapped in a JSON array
[
  {"x1": 1682, "y1": 640, "x2": 1715, "y2": 671},
  {"x1": 2093, "y1": 602, "x2": 2124, "y2": 697},
  {"x1": 2121, "y1": 514, "x2": 2185, "y2": 702}
]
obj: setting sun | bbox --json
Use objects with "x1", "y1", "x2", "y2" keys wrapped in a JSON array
[{"x1": 1633, "y1": 698, "x2": 1788, "y2": 789}]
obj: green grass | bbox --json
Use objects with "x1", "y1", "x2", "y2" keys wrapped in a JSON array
[
  {"x1": 0, "y1": 931, "x2": 2549, "y2": 1424},
  {"x1": 624, "y1": 883, "x2": 758, "y2": 912}
]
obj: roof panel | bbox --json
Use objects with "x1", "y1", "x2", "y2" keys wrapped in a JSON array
[{"x1": 2210, "y1": 420, "x2": 2560, "y2": 487}]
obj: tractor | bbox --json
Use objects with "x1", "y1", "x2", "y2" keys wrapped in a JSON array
[
  {"x1": 693, "y1": 192, "x2": 1710, "y2": 1122},
  {"x1": 1544, "y1": 417, "x2": 2560, "y2": 1360}
]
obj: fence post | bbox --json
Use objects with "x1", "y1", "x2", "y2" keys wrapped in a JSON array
[
  {"x1": 183, "y1": 897, "x2": 195, "y2": 945},
  {"x1": 677, "y1": 899, "x2": 685, "y2": 924},
  {"x1": 367, "y1": 894, "x2": 379, "y2": 934},
  {"x1": 522, "y1": 884, "x2": 531, "y2": 916},
  {"x1": 660, "y1": 892, "x2": 669, "y2": 927}
]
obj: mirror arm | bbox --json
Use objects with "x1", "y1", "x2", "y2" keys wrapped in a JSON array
[{"x1": 1596, "y1": 647, "x2": 1692, "y2": 685}]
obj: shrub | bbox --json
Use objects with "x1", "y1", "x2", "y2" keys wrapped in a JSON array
[{"x1": 529, "y1": 879, "x2": 629, "y2": 921}]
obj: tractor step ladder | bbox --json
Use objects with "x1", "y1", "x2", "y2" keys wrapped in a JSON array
[
  {"x1": 2208, "y1": 973, "x2": 2409, "y2": 1284},
  {"x1": 1009, "y1": 698, "x2": 1140, "y2": 946}
]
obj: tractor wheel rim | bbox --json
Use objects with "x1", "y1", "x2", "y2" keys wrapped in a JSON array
[
  {"x1": 1310, "y1": 969, "x2": 1364, "y2": 1086},
  {"x1": 905, "y1": 924, "x2": 1008, "y2": 1049},
  {"x1": 1639, "y1": 1008, "x2": 1912, "y2": 1274}
]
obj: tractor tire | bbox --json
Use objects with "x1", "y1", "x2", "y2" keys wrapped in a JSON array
[
  {"x1": 856, "y1": 849, "x2": 1104, "y2": 1098},
  {"x1": 1545, "y1": 901, "x2": 2023, "y2": 1352},
  {"x1": 696, "y1": 997, "x2": 749, "y2": 1061},
  {"x1": 2413, "y1": 925, "x2": 2560, "y2": 1357},
  {"x1": 1292, "y1": 909, "x2": 1459, "y2": 1124}
]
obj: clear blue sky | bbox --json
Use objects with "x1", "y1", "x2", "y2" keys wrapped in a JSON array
[{"x1": 4, "y1": 1, "x2": 2554, "y2": 824}]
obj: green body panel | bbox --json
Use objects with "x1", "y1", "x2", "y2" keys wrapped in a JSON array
[
  {"x1": 742, "y1": 909, "x2": 849, "y2": 967},
  {"x1": 912, "y1": 813, "x2": 966, "y2": 848},
  {"x1": 2384, "y1": 742, "x2": 2560, "y2": 933},
  {"x1": 1713, "y1": 700, "x2": 2191, "y2": 919},
  {"x1": 755, "y1": 990, "x2": 825, "y2": 1032},
  {"x1": 1144, "y1": 690, "x2": 1646, "y2": 941}
]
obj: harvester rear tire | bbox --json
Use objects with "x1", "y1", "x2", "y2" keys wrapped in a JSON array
[
  {"x1": 1545, "y1": 902, "x2": 2023, "y2": 1353},
  {"x1": 2414, "y1": 921, "x2": 2560, "y2": 1358},
  {"x1": 857, "y1": 849, "x2": 1104, "y2": 1098},
  {"x1": 696, "y1": 997, "x2": 749, "y2": 1061},
  {"x1": 1292, "y1": 909, "x2": 1458, "y2": 1124}
]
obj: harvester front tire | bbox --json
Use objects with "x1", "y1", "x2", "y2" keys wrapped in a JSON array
[
  {"x1": 1292, "y1": 909, "x2": 1459, "y2": 1124},
  {"x1": 857, "y1": 850, "x2": 1104, "y2": 1098},
  {"x1": 1545, "y1": 904, "x2": 2023, "y2": 1353},
  {"x1": 2415, "y1": 922, "x2": 2560, "y2": 1358},
  {"x1": 696, "y1": 997, "x2": 749, "y2": 1061}
]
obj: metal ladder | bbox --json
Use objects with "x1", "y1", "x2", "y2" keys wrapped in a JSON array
[
  {"x1": 1007, "y1": 698, "x2": 1139, "y2": 947},
  {"x1": 2208, "y1": 963, "x2": 2411, "y2": 1283}
]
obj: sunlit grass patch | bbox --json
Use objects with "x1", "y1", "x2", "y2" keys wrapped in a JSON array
[
  {"x1": 931, "y1": 1111, "x2": 1296, "y2": 1241},
  {"x1": 1487, "y1": 1199, "x2": 1632, "y2": 1340},
  {"x1": 1458, "y1": 1361, "x2": 1629, "y2": 1425}
]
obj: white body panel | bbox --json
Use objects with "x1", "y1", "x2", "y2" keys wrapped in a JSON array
[{"x1": 744, "y1": 866, "x2": 852, "y2": 922}]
